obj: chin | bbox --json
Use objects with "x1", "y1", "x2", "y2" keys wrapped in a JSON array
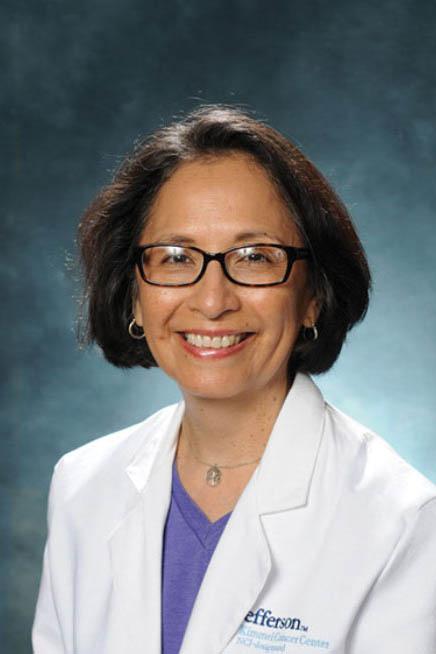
[
  {"x1": 175, "y1": 374, "x2": 255, "y2": 402},
  {"x1": 188, "y1": 387, "x2": 246, "y2": 401}
]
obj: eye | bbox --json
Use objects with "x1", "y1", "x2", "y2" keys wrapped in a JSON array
[
  {"x1": 245, "y1": 251, "x2": 270, "y2": 263},
  {"x1": 158, "y1": 247, "x2": 197, "y2": 267},
  {"x1": 235, "y1": 246, "x2": 281, "y2": 265},
  {"x1": 162, "y1": 253, "x2": 191, "y2": 264}
]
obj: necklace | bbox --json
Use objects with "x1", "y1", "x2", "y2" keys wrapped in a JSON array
[{"x1": 188, "y1": 443, "x2": 262, "y2": 487}]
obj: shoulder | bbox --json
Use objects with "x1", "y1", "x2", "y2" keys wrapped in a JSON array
[
  {"x1": 49, "y1": 402, "x2": 181, "y2": 505},
  {"x1": 323, "y1": 401, "x2": 436, "y2": 513}
]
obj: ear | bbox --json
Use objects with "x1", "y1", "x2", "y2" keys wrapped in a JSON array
[
  {"x1": 302, "y1": 294, "x2": 321, "y2": 328},
  {"x1": 131, "y1": 279, "x2": 144, "y2": 327}
]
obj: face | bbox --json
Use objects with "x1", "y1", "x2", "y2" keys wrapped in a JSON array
[{"x1": 133, "y1": 153, "x2": 318, "y2": 402}]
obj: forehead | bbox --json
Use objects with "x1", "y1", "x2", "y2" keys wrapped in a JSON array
[{"x1": 141, "y1": 153, "x2": 301, "y2": 245}]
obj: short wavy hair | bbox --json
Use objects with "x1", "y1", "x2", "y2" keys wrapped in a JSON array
[{"x1": 76, "y1": 104, "x2": 371, "y2": 376}]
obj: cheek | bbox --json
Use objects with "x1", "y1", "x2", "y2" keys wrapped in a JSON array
[
  {"x1": 263, "y1": 297, "x2": 308, "y2": 359},
  {"x1": 137, "y1": 289, "x2": 181, "y2": 335},
  {"x1": 256, "y1": 286, "x2": 306, "y2": 328}
]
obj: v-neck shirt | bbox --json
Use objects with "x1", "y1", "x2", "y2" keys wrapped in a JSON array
[{"x1": 161, "y1": 461, "x2": 232, "y2": 654}]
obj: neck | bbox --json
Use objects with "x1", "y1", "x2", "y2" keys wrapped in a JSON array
[{"x1": 178, "y1": 375, "x2": 292, "y2": 465}]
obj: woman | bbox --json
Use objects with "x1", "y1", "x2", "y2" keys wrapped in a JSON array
[{"x1": 32, "y1": 105, "x2": 436, "y2": 654}]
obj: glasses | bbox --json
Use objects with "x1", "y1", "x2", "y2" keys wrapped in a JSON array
[{"x1": 132, "y1": 243, "x2": 311, "y2": 287}]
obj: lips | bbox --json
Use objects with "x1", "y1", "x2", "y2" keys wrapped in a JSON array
[
  {"x1": 182, "y1": 332, "x2": 249, "y2": 349},
  {"x1": 177, "y1": 330, "x2": 254, "y2": 358}
]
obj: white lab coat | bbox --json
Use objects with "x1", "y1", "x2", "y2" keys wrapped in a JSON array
[{"x1": 32, "y1": 373, "x2": 436, "y2": 654}]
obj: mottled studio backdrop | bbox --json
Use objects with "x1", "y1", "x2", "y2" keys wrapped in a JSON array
[{"x1": 2, "y1": 0, "x2": 436, "y2": 650}]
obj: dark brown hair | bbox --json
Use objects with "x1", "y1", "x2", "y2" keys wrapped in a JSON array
[{"x1": 77, "y1": 104, "x2": 371, "y2": 375}]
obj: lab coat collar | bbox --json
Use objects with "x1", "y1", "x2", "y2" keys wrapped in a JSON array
[
  {"x1": 256, "y1": 372, "x2": 326, "y2": 514},
  {"x1": 125, "y1": 399, "x2": 185, "y2": 493},
  {"x1": 107, "y1": 373, "x2": 326, "y2": 654}
]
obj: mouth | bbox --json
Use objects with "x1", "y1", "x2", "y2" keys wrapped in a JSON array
[{"x1": 181, "y1": 332, "x2": 251, "y2": 349}]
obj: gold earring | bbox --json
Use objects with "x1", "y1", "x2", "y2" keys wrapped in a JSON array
[
  {"x1": 303, "y1": 324, "x2": 318, "y2": 341},
  {"x1": 128, "y1": 318, "x2": 145, "y2": 340}
]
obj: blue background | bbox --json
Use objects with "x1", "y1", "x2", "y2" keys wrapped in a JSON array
[{"x1": 2, "y1": 0, "x2": 435, "y2": 650}]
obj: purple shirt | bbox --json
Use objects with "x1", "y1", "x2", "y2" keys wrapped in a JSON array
[{"x1": 161, "y1": 462, "x2": 232, "y2": 654}]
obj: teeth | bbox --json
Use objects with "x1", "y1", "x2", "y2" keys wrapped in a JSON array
[{"x1": 184, "y1": 333, "x2": 245, "y2": 348}]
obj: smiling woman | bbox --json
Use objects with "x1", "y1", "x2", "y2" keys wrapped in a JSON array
[
  {"x1": 131, "y1": 154, "x2": 318, "y2": 406},
  {"x1": 32, "y1": 106, "x2": 436, "y2": 654}
]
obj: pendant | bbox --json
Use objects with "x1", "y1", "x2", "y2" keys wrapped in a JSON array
[{"x1": 206, "y1": 465, "x2": 222, "y2": 487}]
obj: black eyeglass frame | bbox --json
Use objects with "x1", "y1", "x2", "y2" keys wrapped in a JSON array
[{"x1": 132, "y1": 242, "x2": 311, "y2": 287}]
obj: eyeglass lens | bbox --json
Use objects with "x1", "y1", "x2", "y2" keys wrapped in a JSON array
[{"x1": 141, "y1": 245, "x2": 289, "y2": 285}]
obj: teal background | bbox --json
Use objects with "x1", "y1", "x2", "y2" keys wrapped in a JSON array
[{"x1": 2, "y1": 0, "x2": 435, "y2": 650}]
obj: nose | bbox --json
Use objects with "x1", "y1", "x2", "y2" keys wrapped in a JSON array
[{"x1": 186, "y1": 260, "x2": 241, "y2": 319}]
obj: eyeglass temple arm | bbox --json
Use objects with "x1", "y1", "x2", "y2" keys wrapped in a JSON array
[{"x1": 286, "y1": 246, "x2": 311, "y2": 260}]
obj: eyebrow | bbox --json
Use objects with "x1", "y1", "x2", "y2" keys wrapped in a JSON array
[{"x1": 147, "y1": 231, "x2": 287, "y2": 245}]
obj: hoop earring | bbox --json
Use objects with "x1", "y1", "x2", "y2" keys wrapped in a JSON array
[
  {"x1": 128, "y1": 318, "x2": 146, "y2": 340},
  {"x1": 303, "y1": 324, "x2": 318, "y2": 341}
]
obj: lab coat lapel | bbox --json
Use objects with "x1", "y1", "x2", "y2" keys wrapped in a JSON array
[
  {"x1": 180, "y1": 373, "x2": 325, "y2": 654},
  {"x1": 179, "y1": 473, "x2": 271, "y2": 654},
  {"x1": 256, "y1": 372, "x2": 326, "y2": 514},
  {"x1": 106, "y1": 402, "x2": 185, "y2": 654}
]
